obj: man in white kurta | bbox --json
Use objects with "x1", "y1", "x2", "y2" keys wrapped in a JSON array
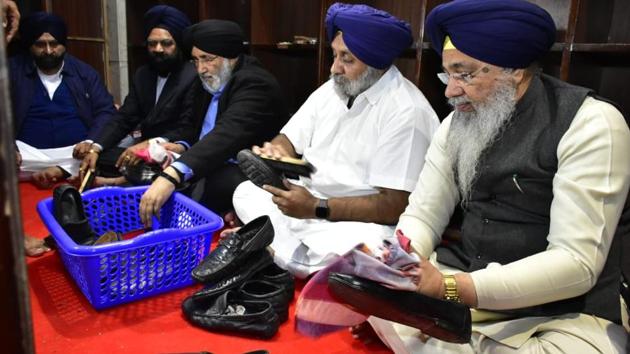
[{"x1": 232, "y1": 3, "x2": 439, "y2": 278}]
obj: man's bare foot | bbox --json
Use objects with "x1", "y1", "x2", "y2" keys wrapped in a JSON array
[
  {"x1": 24, "y1": 235, "x2": 51, "y2": 257},
  {"x1": 93, "y1": 176, "x2": 127, "y2": 186},
  {"x1": 350, "y1": 322, "x2": 381, "y2": 345}
]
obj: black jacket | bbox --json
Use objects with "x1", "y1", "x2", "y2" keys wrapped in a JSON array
[
  {"x1": 95, "y1": 61, "x2": 198, "y2": 149},
  {"x1": 177, "y1": 54, "x2": 289, "y2": 178}
]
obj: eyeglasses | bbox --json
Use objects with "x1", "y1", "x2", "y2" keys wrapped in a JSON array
[
  {"x1": 437, "y1": 66, "x2": 489, "y2": 85},
  {"x1": 147, "y1": 39, "x2": 175, "y2": 48},
  {"x1": 190, "y1": 55, "x2": 219, "y2": 67}
]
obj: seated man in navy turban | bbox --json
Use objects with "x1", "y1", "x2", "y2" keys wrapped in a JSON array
[
  {"x1": 230, "y1": 3, "x2": 439, "y2": 278},
  {"x1": 11, "y1": 12, "x2": 115, "y2": 188},
  {"x1": 80, "y1": 5, "x2": 198, "y2": 185},
  {"x1": 362, "y1": 0, "x2": 630, "y2": 352},
  {"x1": 138, "y1": 19, "x2": 289, "y2": 222}
]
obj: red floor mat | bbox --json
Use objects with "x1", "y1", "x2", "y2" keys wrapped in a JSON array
[{"x1": 20, "y1": 183, "x2": 391, "y2": 354}]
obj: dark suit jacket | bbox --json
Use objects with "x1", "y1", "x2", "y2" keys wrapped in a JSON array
[
  {"x1": 95, "y1": 61, "x2": 198, "y2": 149},
  {"x1": 177, "y1": 54, "x2": 289, "y2": 179},
  {"x1": 10, "y1": 53, "x2": 116, "y2": 141}
]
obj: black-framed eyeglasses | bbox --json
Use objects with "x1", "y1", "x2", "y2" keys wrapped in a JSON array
[{"x1": 437, "y1": 66, "x2": 489, "y2": 85}]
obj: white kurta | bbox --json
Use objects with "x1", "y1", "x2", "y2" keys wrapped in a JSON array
[
  {"x1": 381, "y1": 96, "x2": 630, "y2": 352},
  {"x1": 233, "y1": 66, "x2": 439, "y2": 278}
]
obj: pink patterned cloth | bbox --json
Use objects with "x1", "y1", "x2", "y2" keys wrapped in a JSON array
[{"x1": 295, "y1": 234, "x2": 420, "y2": 337}]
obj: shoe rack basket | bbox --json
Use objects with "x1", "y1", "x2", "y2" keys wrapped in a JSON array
[{"x1": 37, "y1": 186, "x2": 223, "y2": 310}]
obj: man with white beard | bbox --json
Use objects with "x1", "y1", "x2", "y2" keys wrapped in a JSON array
[
  {"x1": 364, "y1": 0, "x2": 630, "y2": 353},
  {"x1": 139, "y1": 20, "x2": 288, "y2": 223},
  {"x1": 231, "y1": 3, "x2": 440, "y2": 278}
]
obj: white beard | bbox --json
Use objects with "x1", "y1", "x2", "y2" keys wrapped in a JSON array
[
  {"x1": 445, "y1": 77, "x2": 518, "y2": 203},
  {"x1": 331, "y1": 66, "x2": 383, "y2": 100},
  {"x1": 199, "y1": 59, "x2": 232, "y2": 94}
]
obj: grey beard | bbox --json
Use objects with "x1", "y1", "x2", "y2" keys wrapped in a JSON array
[
  {"x1": 331, "y1": 66, "x2": 384, "y2": 99},
  {"x1": 200, "y1": 59, "x2": 232, "y2": 94},
  {"x1": 445, "y1": 78, "x2": 518, "y2": 203}
]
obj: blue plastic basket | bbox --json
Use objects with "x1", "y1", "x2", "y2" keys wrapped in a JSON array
[{"x1": 37, "y1": 186, "x2": 223, "y2": 310}]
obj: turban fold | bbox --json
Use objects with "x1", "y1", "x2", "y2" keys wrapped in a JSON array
[
  {"x1": 20, "y1": 12, "x2": 67, "y2": 48},
  {"x1": 183, "y1": 20, "x2": 245, "y2": 59},
  {"x1": 143, "y1": 5, "x2": 191, "y2": 47},
  {"x1": 425, "y1": 0, "x2": 556, "y2": 69},
  {"x1": 325, "y1": 3, "x2": 413, "y2": 70}
]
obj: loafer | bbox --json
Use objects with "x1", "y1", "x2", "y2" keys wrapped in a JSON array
[
  {"x1": 182, "y1": 290, "x2": 279, "y2": 339},
  {"x1": 237, "y1": 149, "x2": 286, "y2": 190},
  {"x1": 192, "y1": 250, "x2": 274, "y2": 300},
  {"x1": 192, "y1": 215, "x2": 274, "y2": 283},
  {"x1": 328, "y1": 272, "x2": 472, "y2": 343},
  {"x1": 239, "y1": 280, "x2": 292, "y2": 323},
  {"x1": 255, "y1": 262, "x2": 295, "y2": 301},
  {"x1": 53, "y1": 184, "x2": 97, "y2": 245}
]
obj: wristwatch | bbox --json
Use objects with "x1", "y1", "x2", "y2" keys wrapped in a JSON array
[
  {"x1": 315, "y1": 198, "x2": 330, "y2": 219},
  {"x1": 443, "y1": 274, "x2": 460, "y2": 302}
]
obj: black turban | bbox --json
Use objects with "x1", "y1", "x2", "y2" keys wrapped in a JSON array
[
  {"x1": 425, "y1": 0, "x2": 556, "y2": 68},
  {"x1": 143, "y1": 5, "x2": 191, "y2": 47},
  {"x1": 325, "y1": 3, "x2": 412, "y2": 69},
  {"x1": 20, "y1": 12, "x2": 67, "y2": 48},
  {"x1": 183, "y1": 20, "x2": 245, "y2": 59}
]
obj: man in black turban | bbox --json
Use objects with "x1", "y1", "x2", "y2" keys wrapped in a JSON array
[
  {"x1": 360, "y1": 1, "x2": 630, "y2": 352},
  {"x1": 139, "y1": 19, "x2": 289, "y2": 225},
  {"x1": 10, "y1": 11, "x2": 115, "y2": 188},
  {"x1": 80, "y1": 5, "x2": 198, "y2": 186}
]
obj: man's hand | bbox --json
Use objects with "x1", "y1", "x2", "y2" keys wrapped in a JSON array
[
  {"x1": 79, "y1": 148, "x2": 99, "y2": 181},
  {"x1": 139, "y1": 167, "x2": 179, "y2": 228},
  {"x1": 2, "y1": 0, "x2": 20, "y2": 43},
  {"x1": 115, "y1": 141, "x2": 148, "y2": 169},
  {"x1": 411, "y1": 258, "x2": 446, "y2": 299},
  {"x1": 72, "y1": 142, "x2": 94, "y2": 159},
  {"x1": 263, "y1": 180, "x2": 319, "y2": 219},
  {"x1": 160, "y1": 142, "x2": 186, "y2": 154},
  {"x1": 32, "y1": 166, "x2": 65, "y2": 189},
  {"x1": 253, "y1": 141, "x2": 291, "y2": 160}
]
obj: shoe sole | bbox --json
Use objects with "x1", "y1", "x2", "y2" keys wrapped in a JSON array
[{"x1": 237, "y1": 149, "x2": 286, "y2": 190}]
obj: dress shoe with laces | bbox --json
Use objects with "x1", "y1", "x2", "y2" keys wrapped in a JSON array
[
  {"x1": 192, "y1": 250, "x2": 274, "y2": 300},
  {"x1": 239, "y1": 280, "x2": 292, "y2": 323},
  {"x1": 328, "y1": 272, "x2": 472, "y2": 343},
  {"x1": 192, "y1": 215, "x2": 274, "y2": 283},
  {"x1": 182, "y1": 290, "x2": 279, "y2": 339}
]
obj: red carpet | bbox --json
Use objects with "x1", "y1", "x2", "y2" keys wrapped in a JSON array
[{"x1": 20, "y1": 183, "x2": 390, "y2": 354}]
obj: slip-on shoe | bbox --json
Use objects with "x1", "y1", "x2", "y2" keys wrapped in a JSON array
[
  {"x1": 192, "y1": 250, "x2": 274, "y2": 300},
  {"x1": 182, "y1": 290, "x2": 279, "y2": 339},
  {"x1": 328, "y1": 272, "x2": 472, "y2": 343},
  {"x1": 192, "y1": 215, "x2": 274, "y2": 283},
  {"x1": 239, "y1": 280, "x2": 292, "y2": 323},
  {"x1": 237, "y1": 149, "x2": 286, "y2": 190},
  {"x1": 255, "y1": 262, "x2": 295, "y2": 301},
  {"x1": 53, "y1": 184, "x2": 98, "y2": 245}
]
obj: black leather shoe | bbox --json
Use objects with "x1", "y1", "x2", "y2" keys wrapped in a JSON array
[
  {"x1": 53, "y1": 185, "x2": 97, "y2": 245},
  {"x1": 239, "y1": 280, "x2": 292, "y2": 323},
  {"x1": 192, "y1": 215, "x2": 274, "y2": 283},
  {"x1": 192, "y1": 250, "x2": 273, "y2": 300},
  {"x1": 237, "y1": 149, "x2": 286, "y2": 190},
  {"x1": 255, "y1": 263, "x2": 295, "y2": 301},
  {"x1": 328, "y1": 272, "x2": 472, "y2": 343},
  {"x1": 182, "y1": 290, "x2": 279, "y2": 339}
]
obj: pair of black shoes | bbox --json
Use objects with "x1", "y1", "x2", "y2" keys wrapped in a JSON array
[
  {"x1": 236, "y1": 149, "x2": 315, "y2": 191},
  {"x1": 182, "y1": 215, "x2": 295, "y2": 339}
]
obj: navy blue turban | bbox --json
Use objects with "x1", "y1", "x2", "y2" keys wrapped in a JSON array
[
  {"x1": 183, "y1": 20, "x2": 245, "y2": 59},
  {"x1": 20, "y1": 12, "x2": 67, "y2": 48},
  {"x1": 425, "y1": 0, "x2": 556, "y2": 69},
  {"x1": 325, "y1": 3, "x2": 413, "y2": 70},
  {"x1": 144, "y1": 5, "x2": 191, "y2": 47}
]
